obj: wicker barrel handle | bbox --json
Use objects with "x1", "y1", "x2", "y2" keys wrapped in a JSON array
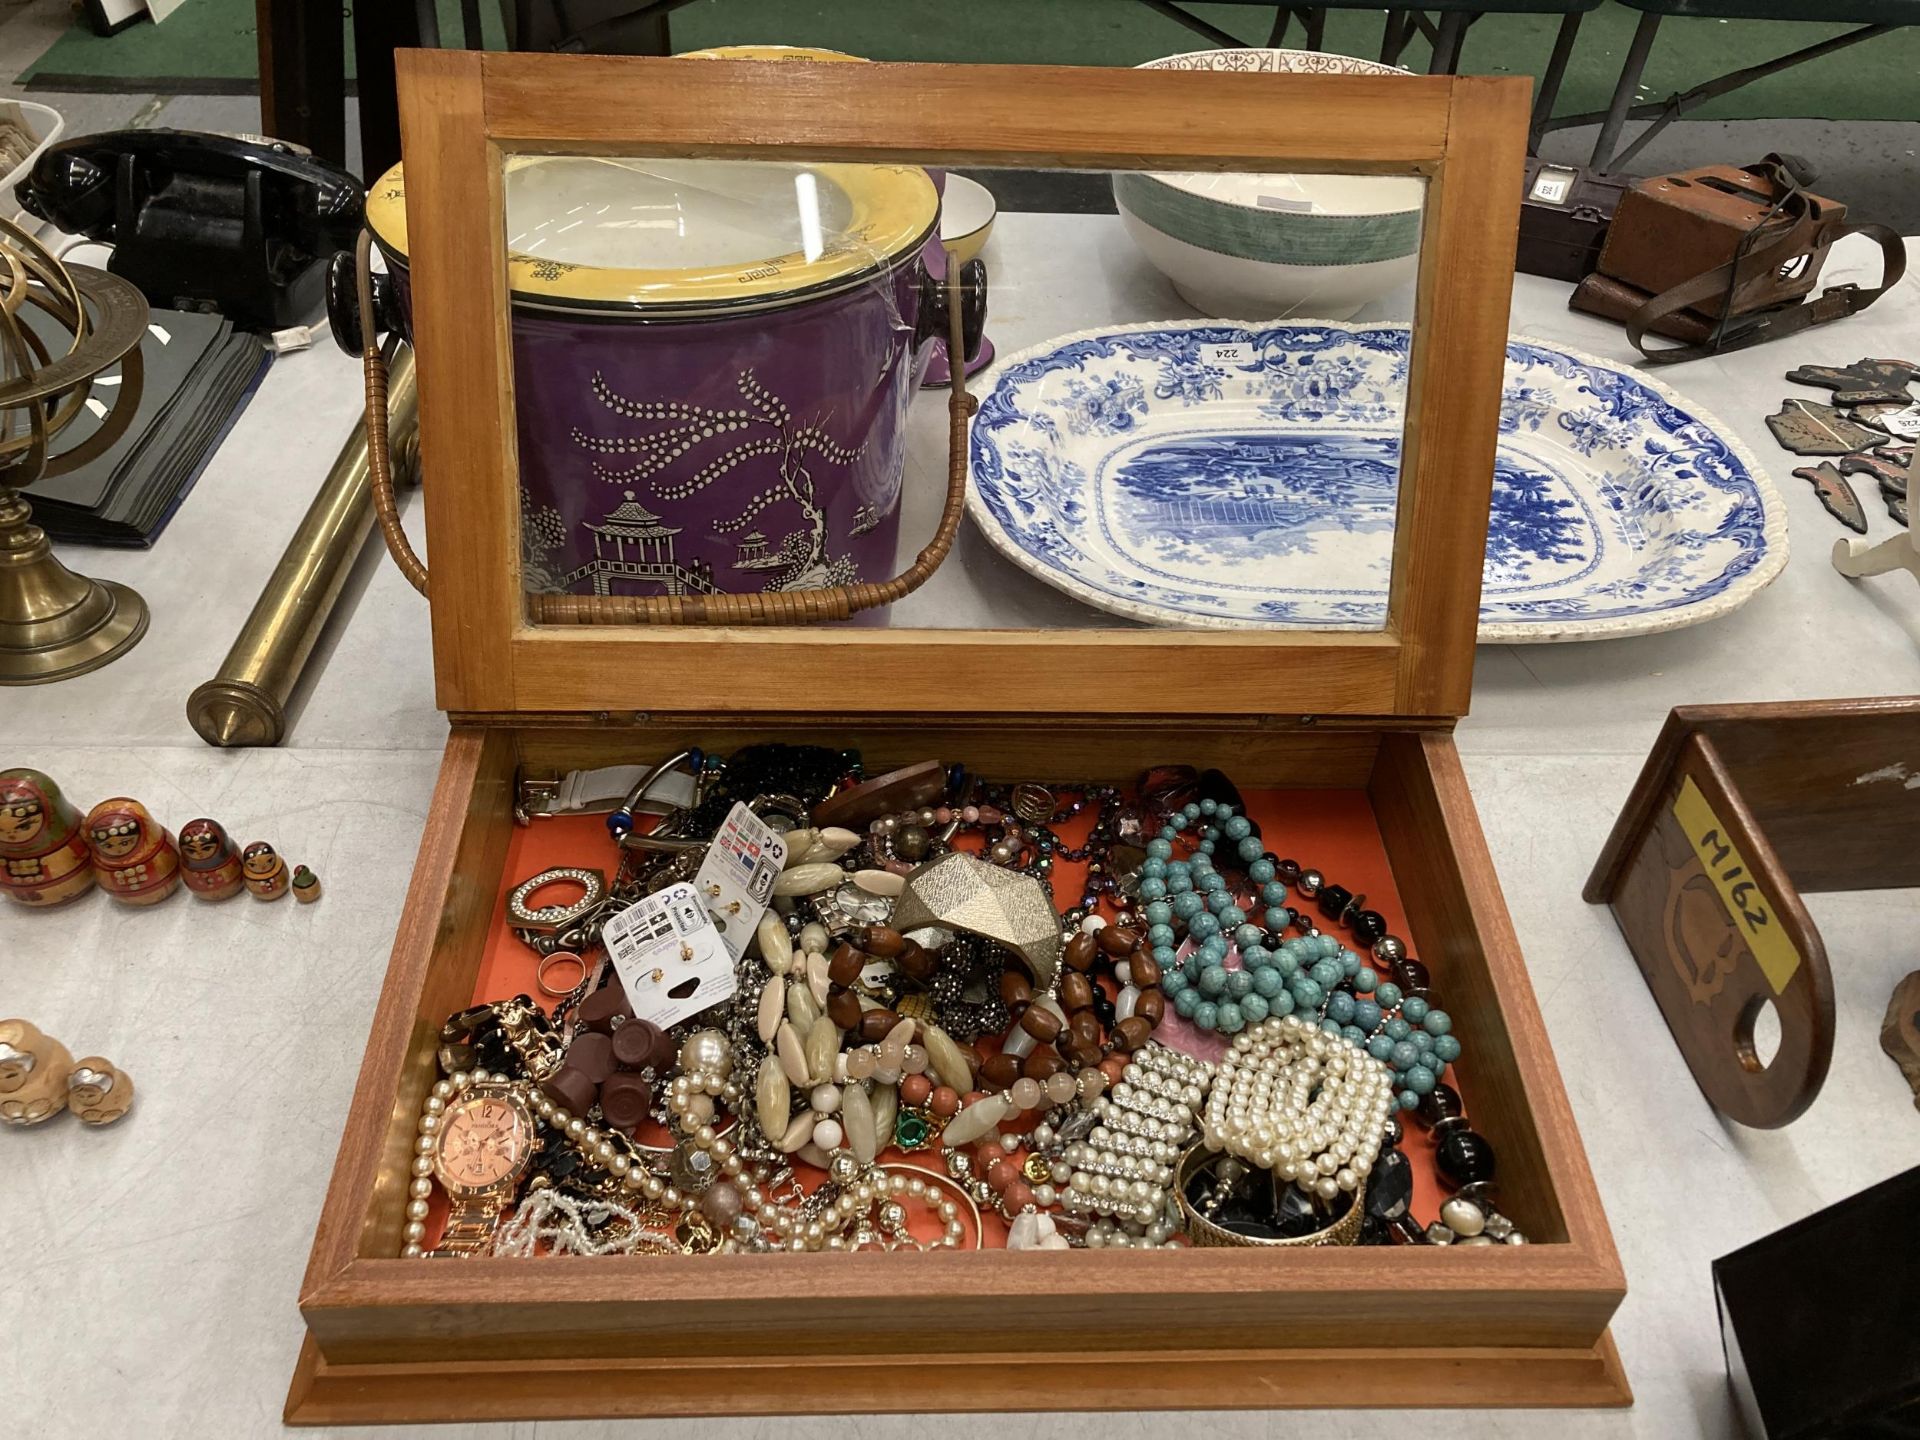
[
  {"x1": 354, "y1": 230, "x2": 981, "y2": 623},
  {"x1": 358, "y1": 230, "x2": 429, "y2": 597}
]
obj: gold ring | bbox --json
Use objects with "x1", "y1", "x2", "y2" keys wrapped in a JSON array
[{"x1": 536, "y1": 950, "x2": 589, "y2": 999}]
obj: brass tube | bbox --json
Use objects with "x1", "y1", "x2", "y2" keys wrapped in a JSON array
[{"x1": 187, "y1": 346, "x2": 419, "y2": 746}]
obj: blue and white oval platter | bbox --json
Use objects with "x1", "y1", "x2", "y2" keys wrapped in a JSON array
[{"x1": 966, "y1": 321, "x2": 1786, "y2": 641}]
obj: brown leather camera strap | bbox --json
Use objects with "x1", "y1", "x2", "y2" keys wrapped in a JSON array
[{"x1": 1627, "y1": 214, "x2": 1907, "y2": 366}]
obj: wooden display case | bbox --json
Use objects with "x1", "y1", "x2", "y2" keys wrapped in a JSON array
[{"x1": 286, "y1": 51, "x2": 1627, "y2": 1423}]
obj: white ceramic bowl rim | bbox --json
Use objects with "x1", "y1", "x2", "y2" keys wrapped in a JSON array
[{"x1": 1135, "y1": 49, "x2": 1424, "y2": 220}]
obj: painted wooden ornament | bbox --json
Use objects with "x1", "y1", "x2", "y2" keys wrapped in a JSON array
[
  {"x1": 291, "y1": 865, "x2": 322, "y2": 903},
  {"x1": 0, "y1": 1019, "x2": 75, "y2": 1126},
  {"x1": 1791, "y1": 463, "x2": 1867, "y2": 535},
  {"x1": 1838, "y1": 446, "x2": 1912, "y2": 500},
  {"x1": 82, "y1": 797, "x2": 180, "y2": 906},
  {"x1": 1784, "y1": 358, "x2": 1918, "y2": 408},
  {"x1": 178, "y1": 817, "x2": 246, "y2": 901},
  {"x1": 1766, "y1": 400, "x2": 1888, "y2": 457},
  {"x1": 66, "y1": 1055, "x2": 135, "y2": 1126},
  {"x1": 242, "y1": 841, "x2": 291, "y2": 900},
  {"x1": 1850, "y1": 401, "x2": 1915, "y2": 434},
  {"x1": 0, "y1": 768, "x2": 95, "y2": 907}
]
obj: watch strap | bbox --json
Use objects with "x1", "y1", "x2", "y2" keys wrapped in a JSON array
[
  {"x1": 517, "y1": 765, "x2": 698, "y2": 823},
  {"x1": 429, "y1": 1201, "x2": 500, "y2": 1257}
]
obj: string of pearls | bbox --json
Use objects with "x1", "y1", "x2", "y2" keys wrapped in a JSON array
[{"x1": 1203, "y1": 1015, "x2": 1394, "y2": 1202}]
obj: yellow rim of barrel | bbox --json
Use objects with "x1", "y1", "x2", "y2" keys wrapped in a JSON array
[{"x1": 364, "y1": 155, "x2": 937, "y2": 314}]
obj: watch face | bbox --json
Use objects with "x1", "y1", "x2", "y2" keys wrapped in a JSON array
[
  {"x1": 831, "y1": 882, "x2": 892, "y2": 928},
  {"x1": 434, "y1": 1091, "x2": 532, "y2": 1191}
]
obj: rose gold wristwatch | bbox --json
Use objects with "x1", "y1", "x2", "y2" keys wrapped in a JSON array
[{"x1": 428, "y1": 1082, "x2": 536, "y2": 1257}]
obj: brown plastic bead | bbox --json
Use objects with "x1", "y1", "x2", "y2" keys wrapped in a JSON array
[
  {"x1": 998, "y1": 970, "x2": 1033, "y2": 1014},
  {"x1": 598, "y1": 1072, "x2": 651, "y2": 1132},
  {"x1": 540, "y1": 1066, "x2": 598, "y2": 1116},
  {"x1": 828, "y1": 943, "x2": 865, "y2": 987},
  {"x1": 858, "y1": 1009, "x2": 902, "y2": 1044},
  {"x1": 565, "y1": 1030, "x2": 616, "y2": 1084},
  {"x1": 858, "y1": 925, "x2": 904, "y2": 958},
  {"x1": 1135, "y1": 989, "x2": 1166, "y2": 1027},
  {"x1": 1113, "y1": 1016, "x2": 1153, "y2": 1052},
  {"x1": 1131, "y1": 955, "x2": 1162, "y2": 988},
  {"x1": 578, "y1": 982, "x2": 631, "y2": 1034},
  {"x1": 1063, "y1": 931, "x2": 1098, "y2": 972},
  {"x1": 1021, "y1": 1046, "x2": 1065, "y2": 1081},
  {"x1": 896, "y1": 941, "x2": 936, "y2": 982},
  {"x1": 980, "y1": 1053, "x2": 1021, "y2": 1091},
  {"x1": 1098, "y1": 924, "x2": 1140, "y2": 957},
  {"x1": 1020, "y1": 1005, "x2": 1063, "y2": 1043},
  {"x1": 1057, "y1": 972, "x2": 1095, "y2": 1013},
  {"x1": 1064, "y1": 1041, "x2": 1101, "y2": 1070},
  {"x1": 826, "y1": 989, "x2": 864, "y2": 1030},
  {"x1": 1067, "y1": 1010, "x2": 1102, "y2": 1047}
]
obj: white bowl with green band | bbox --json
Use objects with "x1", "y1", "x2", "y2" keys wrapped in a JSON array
[{"x1": 1117, "y1": 49, "x2": 1424, "y2": 320}]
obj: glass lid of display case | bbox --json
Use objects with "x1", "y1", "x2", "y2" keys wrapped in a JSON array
[
  {"x1": 365, "y1": 156, "x2": 938, "y2": 313},
  {"x1": 388, "y1": 51, "x2": 1527, "y2": 722}
]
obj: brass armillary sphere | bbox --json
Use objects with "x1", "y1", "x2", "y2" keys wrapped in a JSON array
[{"x1": 0, "y1": 215, "x2": 152, "y2": 684}]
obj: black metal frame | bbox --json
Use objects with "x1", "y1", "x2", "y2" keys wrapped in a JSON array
[
  {"x1": 1159, "y1": 5, "x2": 1583, "y2": 151},
  {"x1": 1535, "y1": 13, "x2": 1901, "y2": 173},
  {"x1": 263, "y1": 0, "x2": 1915, "y2": 185}
]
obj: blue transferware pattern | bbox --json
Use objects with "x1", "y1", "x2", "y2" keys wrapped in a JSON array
[{"x1": 966, "y1": 321, "x2": 1785, "y2": 641}]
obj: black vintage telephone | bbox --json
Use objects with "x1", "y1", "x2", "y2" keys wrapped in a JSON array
[{"x1": 16, "y1": 129, "x2": 364, "y2": 331}]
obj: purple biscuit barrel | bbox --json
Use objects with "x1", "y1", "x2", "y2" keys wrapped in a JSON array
[
  {"x1": 366, "y1": 155, "x2": 948, "y2": 619},
  {"x1": 509, "y1": 259, "x2": 929, "y2": 603}
]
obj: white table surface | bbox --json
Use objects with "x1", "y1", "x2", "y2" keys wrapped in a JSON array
[{"x1": 4, "y1": 214, "x2": 1918, "y2": 1440}]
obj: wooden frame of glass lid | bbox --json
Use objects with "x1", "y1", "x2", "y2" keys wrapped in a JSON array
[
  {"x1": 288, "y1": 50, "x2": 1628, "y2": 1424},
  {"x1": 412, "y1": 49, "x2": 1506, "y2": 722}
]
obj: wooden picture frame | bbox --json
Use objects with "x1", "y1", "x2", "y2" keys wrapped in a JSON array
[
  {"x1": 397, "y1": 51, "x2": 1526, "y2": 722},
  {"x1": 288, "y1": 52, "x2": 1629, "y2": 1424}
]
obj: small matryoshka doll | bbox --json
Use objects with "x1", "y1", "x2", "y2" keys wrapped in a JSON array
[
  {"x1": 66, "y1": 1056, "x2": 135, "y2": 1127},
  {"x1": 83, "y1": 798, "x2": 181, "y2": 906},
  {"x1": 242, "y1": 841, "x2": 290, "y2": 901},
  {"x1": 178, "y1": 818, "x2": 245, "y2": 901},
  {"x1": 0, "y1": 1019, "x2": 74, "y2": 1127},
  {"x1": 0, "y1": 768, "x2": 95, "y2": 907}
]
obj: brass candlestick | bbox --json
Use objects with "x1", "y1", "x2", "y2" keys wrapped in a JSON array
[{"x1": 0, "y1": 218, "x2": 152, "y2": 686}]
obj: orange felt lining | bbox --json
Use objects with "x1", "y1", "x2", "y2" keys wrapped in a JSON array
[{"x1": 453, "y1": 785, "x2": 1453, "y2": 1249}]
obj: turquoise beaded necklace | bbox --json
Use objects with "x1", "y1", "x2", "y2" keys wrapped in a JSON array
[{"x1": 1137, "y1": 798, "x2": 1462, "y2": 1114}]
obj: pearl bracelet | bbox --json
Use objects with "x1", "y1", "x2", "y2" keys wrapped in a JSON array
[{"x1": 1202, "y1": 1014, "x2": 1394, "y2": 1202}]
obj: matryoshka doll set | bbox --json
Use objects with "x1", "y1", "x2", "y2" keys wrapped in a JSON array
[{"x1": 0, "y1": 768, "x2": 319, "y2": 911}]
